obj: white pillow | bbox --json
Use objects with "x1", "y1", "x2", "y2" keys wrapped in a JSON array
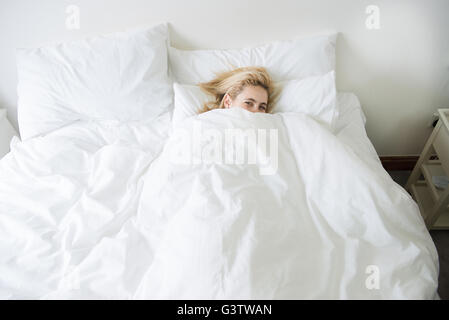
[
  {"x1": 17, "y1": 23, "x2": 172, "y2": 140},
  {"x1": 173, "y1": 71, "x2": 338, "y2": 131},
  {"x1": 273, "y1": 71, "x2": 338, "y2": 129},
  {"x1": 172, "y1": 83, "x2": 210, "y2": 128},
  {"x1": 168, "y1": 33, "x2": 336, "y2": 84}
]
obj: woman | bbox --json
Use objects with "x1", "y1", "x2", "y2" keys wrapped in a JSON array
[{"x1": 198, "y1": 66, "x2": 277, "y2": 114}]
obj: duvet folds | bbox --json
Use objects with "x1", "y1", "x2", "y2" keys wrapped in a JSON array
[{"x1": 0, "y1": 108, "x2": 439, "y2": 299}]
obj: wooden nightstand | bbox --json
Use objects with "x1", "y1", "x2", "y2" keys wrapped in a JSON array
[
  {"x1": 0, "y1": 109, "x2": 18, "y2": 159},
  {"x1": 406, "y1": 109, "x2": 449, "y2": 230}
]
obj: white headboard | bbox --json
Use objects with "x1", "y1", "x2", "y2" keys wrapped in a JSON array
[{"x1": 0, "y1": 0, "x2": 448, "y2": 155}]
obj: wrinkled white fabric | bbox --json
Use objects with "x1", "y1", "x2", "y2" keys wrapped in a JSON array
[{"x1": 0, "y1": 106, "x2": 438, "y2": 299}]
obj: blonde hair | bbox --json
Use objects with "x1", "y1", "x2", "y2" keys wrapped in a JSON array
[{"x1": 198, "y1": 66, "x2": 277, "y2": 113}]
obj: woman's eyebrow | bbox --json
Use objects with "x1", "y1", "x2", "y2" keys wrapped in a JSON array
[{"x1": 245, "y1": 98, "x2": 267, "y2": 105}]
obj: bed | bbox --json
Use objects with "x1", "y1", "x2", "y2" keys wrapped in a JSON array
[{"x1": 0, "y1": 23, "x2": 440, "y2": 299}]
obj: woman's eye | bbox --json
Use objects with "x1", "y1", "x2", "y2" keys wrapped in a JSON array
[
  {"x1": 245, "y1": 101, "x2": 251, "y2": 105},
  {"x1": 259, "y1": 106, "x2": 266, "y2": 111}
]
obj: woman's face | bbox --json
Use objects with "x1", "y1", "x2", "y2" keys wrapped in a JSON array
[{"x1": 224, "y1": 85, "x2": 268, "y2": 113}]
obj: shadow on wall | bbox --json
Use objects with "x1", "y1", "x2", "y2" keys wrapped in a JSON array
[{"x1": 0, "y1": 93, "x2": 18, "y2": 136}]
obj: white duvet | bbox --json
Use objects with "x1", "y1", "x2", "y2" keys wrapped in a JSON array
[{"x1": 0, "y1": 107, "x2": 439, "y2": 299}]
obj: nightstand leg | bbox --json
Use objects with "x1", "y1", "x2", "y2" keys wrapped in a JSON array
[
  {"x1": 426, "y1": 186, "x2": 449, "y2": 229},
  {"x1": 405, "y1": 121, "x2": 442, "y2": 191}
]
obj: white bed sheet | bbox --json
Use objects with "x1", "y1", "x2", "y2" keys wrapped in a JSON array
[
  {"x1": 335, "y1": 92, "x2": 380, "y2": 164},
  {"x1": 0, "y1": 93, "x2": 439, "y2": 299},
  {"x1": 334, "y1": 94, "x2": 441, "y2": 300}
]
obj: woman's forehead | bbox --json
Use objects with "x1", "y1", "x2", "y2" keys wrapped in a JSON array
[{"x1": 238, "y1": 86, "x2": 268, "y2": 102}]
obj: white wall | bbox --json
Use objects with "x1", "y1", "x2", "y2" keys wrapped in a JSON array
[{"x1": 0, "y1": 0, "x2": 448, "y2": 155}]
